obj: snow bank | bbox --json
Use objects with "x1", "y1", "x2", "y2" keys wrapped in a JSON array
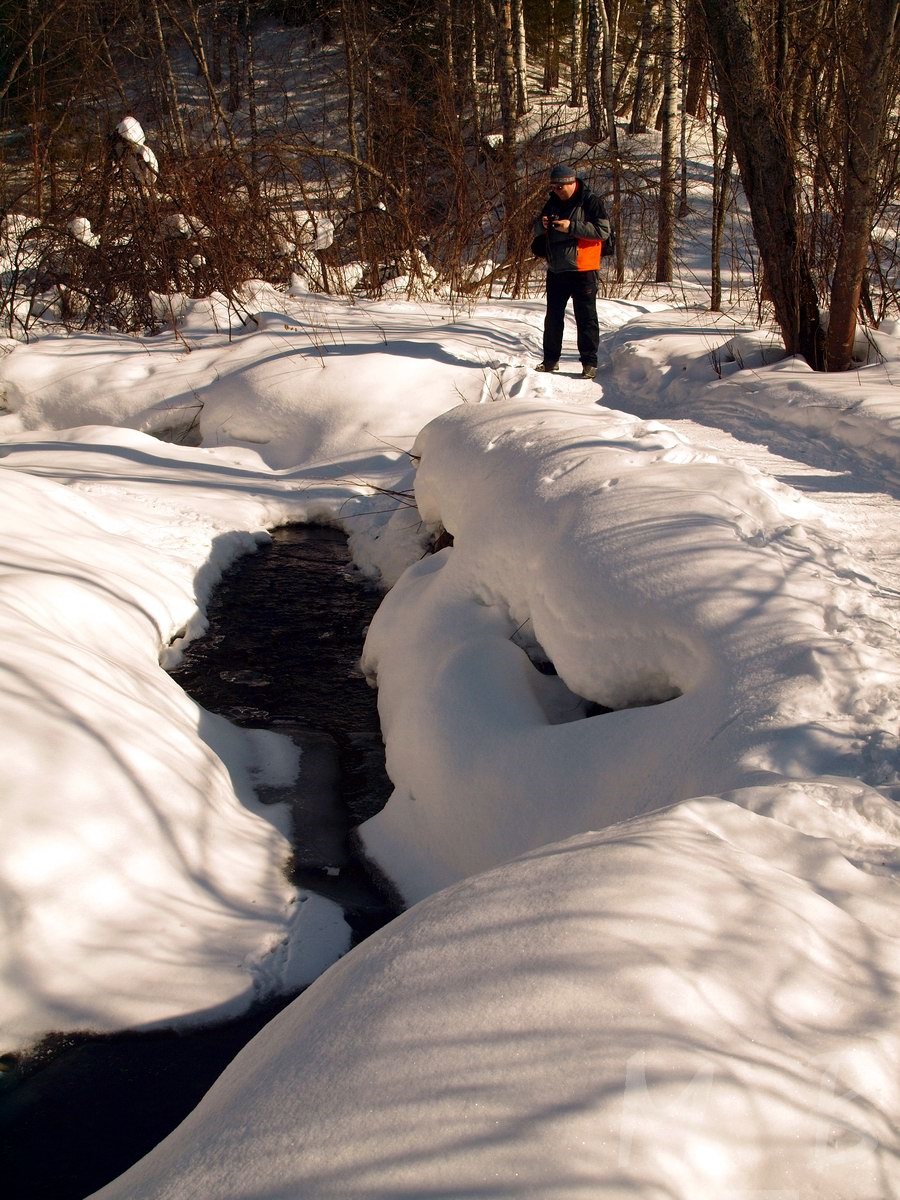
[
  {"x1": 359, "y1": 400, "x2": 900, "y2": 903},
  {"x1": 89, "y1": 788, "x2": 900, "y2": 1200},
  {"x1": 0, "y1": 291, "x2": 562, "y2": 1049},
  {"x1": 1, "y1": 288, "x2": 899, "y2": 1199},
  {"x1": 0, "y1": 293, "x2": 543, "y2": 469},
  {"x1": 0, "y1": 440, "x2": 356, "y2": 1047},
  {"x1": 607, "y1": 309, "x2": 900, "y2": 482}
]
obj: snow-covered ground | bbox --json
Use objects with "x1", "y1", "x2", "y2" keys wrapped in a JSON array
[{"x1": 1, "y1": 284, "x2": 899, "y2": 1197}]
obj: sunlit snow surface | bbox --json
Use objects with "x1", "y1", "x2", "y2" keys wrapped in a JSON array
[
  {"x1": 91, "y1": 796, "x2": 900, "y2": 1199},
  {"x1": 1, "y1": 287, "x2": 899, "y2": 1197},
  {"x1": 360, "y1": 400, "x2": 900, "y2": 902}
]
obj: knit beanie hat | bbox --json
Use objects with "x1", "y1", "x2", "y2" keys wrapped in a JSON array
[{"x1": 549, "y1": 163, "x2": 577, "y2": 183}]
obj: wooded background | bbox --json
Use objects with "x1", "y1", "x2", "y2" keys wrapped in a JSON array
[{"x1": 1, "y1": 0, "x2": 898, "y2": 369}]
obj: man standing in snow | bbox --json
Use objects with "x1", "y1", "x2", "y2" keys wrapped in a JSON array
[{"x1": 534, "y1": 164, "x2": 610, "y2": 380}]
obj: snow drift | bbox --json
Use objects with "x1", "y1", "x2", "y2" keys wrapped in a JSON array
[
  {"x1": 90, "y1": 789, "x2": 900, "y2": 1200},
  {"x1": 360, "y1": 400, "x2": 900, "y2": 903}
]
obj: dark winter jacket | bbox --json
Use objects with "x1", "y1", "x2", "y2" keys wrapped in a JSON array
[{"x1": 535, "y1": 181, "x2": 610, "y2": 273}]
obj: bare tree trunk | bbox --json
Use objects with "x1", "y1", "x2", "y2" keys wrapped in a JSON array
[
  {"x1": 710, "y1": 115, "x2": 733, "y2": 311},
  {"x1": 26, "y1": 0, "x2": 45, "y2": 214},
  {"x1": 209, "y1": 0, "x2": 223, "y2": 85},
  {"x1": 149, "y1": 0, "x2": 188, "y2": 153},
  {"x1": 655, "y1": 0, "x2": 677, "y2": 280},
  {"x1": 0, "y1": 0, "x2": 70, "y2": 107},
  {"x1": 609, "y1": 158, "x2": 625, "y2": 284},
  {"x1": 464, "y1": 0, "x2": 482, "y2": 142},
  {"x1": 569, "y1": 0, "x2": 584, "y2": 105},
  {"x1": 786, "y1": 0, "x2": 827, "y2": 136},
  {"x1": 678, "y1": 31, "x2": 690, "y2": 218},
  {"x1": 696, "y1": 0, "x2": 825, "y2": 367},
  {"x1": 598, "y1": 0, "x2": 620, "y2": 148},
  {"x1": 164, "y1": 0, "x2": 244, "y2": 159},
  {"x1": 339, "y1": 0, "x2": 373, "y2": 285},
  {"x1": 628, "y1": 0, "x2": 657, "y2": 134},
  {"x1": 683, "y1": 0, "x2": 708, "y2": 117},
  {"x1": 825, "y1": 0, "x2": 900, "y2": 370},
  {"x1": 228, "y1": 2, "x2": 241, "y2": 112},
  {"x1": 513, "y1": 0, "x2": 529, "y2": 114},
  {"x1": 586, "y1": 0, "x2": 605, "y2": 140},
  {"x1": 498, "y1": 0, "x2": 518, "y2": 149},
  {"x1": 544, "y1": 0, "x2": 560, "y2": 92},
  {"x1": 497, "y1": 0, "x2": 519, "y2": 249},
  {"x1": 244, "y1": 0, "x2": 259, "y2": 180},
  {"x1": 612, "y1": 28, "x2": 640, "y2": 115},
  {"x1": 438, "y1": 0, "x2": 454, "y2": 80},
  {"x1": 774, "y1": 0, "x2": 789, "y2": 96}
]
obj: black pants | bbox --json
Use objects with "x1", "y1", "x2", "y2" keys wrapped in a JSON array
[{"x1": 542, "y1": 269, "x2": 600, "y2": 367}]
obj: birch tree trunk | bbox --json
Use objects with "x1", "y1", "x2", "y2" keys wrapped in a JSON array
[
  {"x1": 463, "y1": 0, "x2": 481, "y2": 142},
  {"x1": 243, "y1": 0, "x2": 258, "y2": 179},
  {"x1": 513, "y1": 0, "x2": 529, "y2": 114},
  {"x1": 569, "y1": 0, "x2": 584, "y2": 105},
  {"x1": 497, "y1": 0, "x2": 520, "y2": 261},
  {"x1": 585, "y1": 0, "x2": 605, "y2": 140},
  {"x1": 655, "y1": 0, "x2": 678, "y2": 280}
]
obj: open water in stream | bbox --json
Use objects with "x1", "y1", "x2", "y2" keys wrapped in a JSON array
[{"x1": 0, "y1": 525, "x2": 399, "y2": 1200}]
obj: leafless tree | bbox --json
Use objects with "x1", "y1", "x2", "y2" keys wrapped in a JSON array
[
  {"x1": 628, "y1": 0, "x2": 658, "y2": 134},
  {"x1": 696, "y1": 0, "x2": 825, "y2": 365},
  {"x1": 655, "y1": 0, "x2": 678, "y2": 280},
  {"x1": 822, "y1": 0, "x2": 900, "y2": 369}
]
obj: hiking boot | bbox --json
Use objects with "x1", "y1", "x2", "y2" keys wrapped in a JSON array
[
  {"x1": 536, "y1": 361, "x2": 559, "y2": 372},
  {"x1": 580, "y1": 365, "x2": 597, "y2": 380}
]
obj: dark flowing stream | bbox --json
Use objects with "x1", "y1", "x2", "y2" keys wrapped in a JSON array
[{"x1": 0, "y1": 525, "x2": 399, "y2": 1200}]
